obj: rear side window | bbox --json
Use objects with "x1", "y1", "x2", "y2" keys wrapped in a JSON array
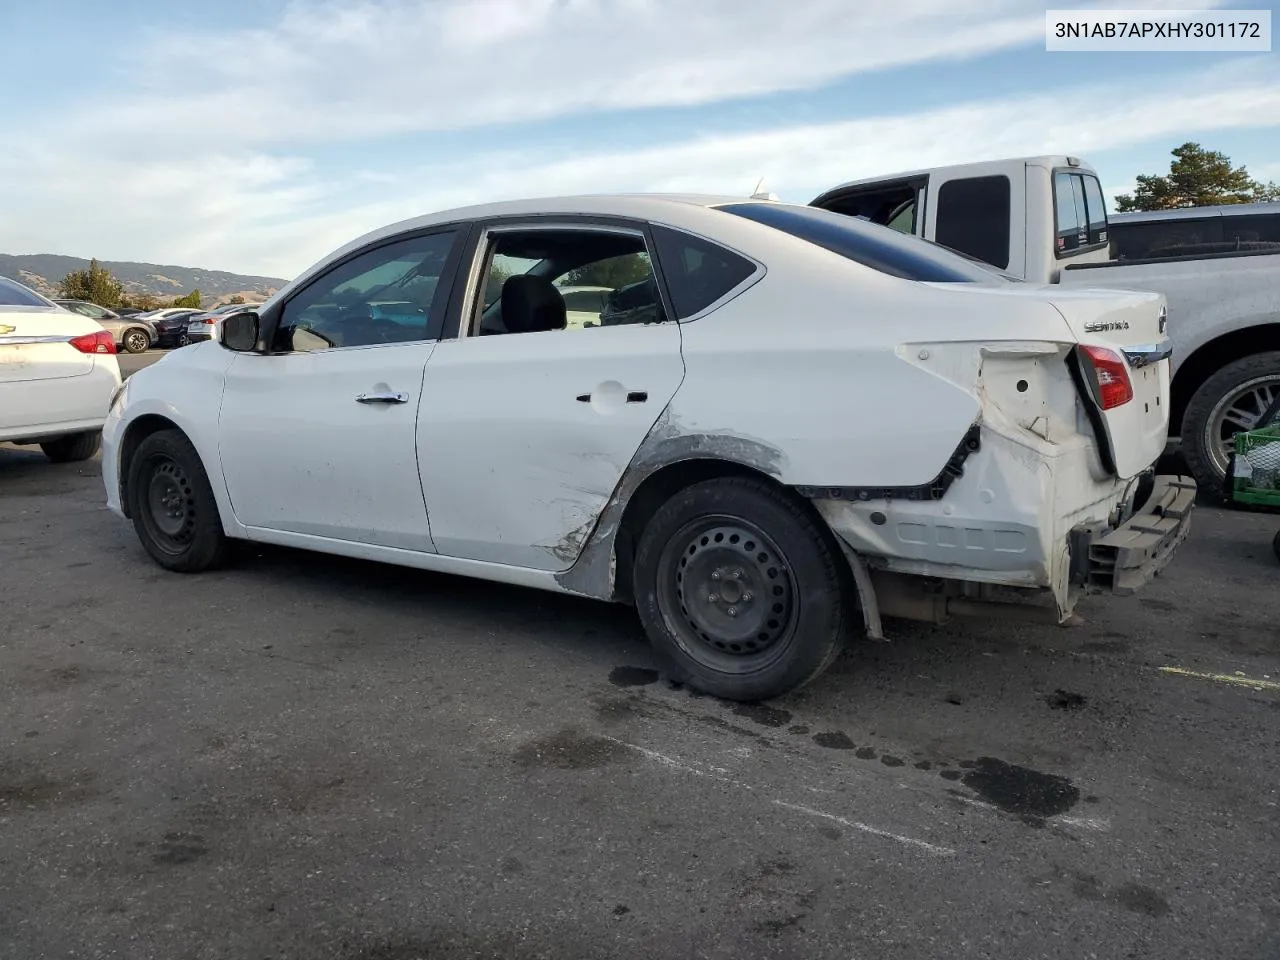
[
  {"x1": 1055, "y1": 171, "x2": 1108, "y2": 255},
  {"x1": 1226, "y1": 213, "x2": 1280, "y2": 244},
  {"x1": 719, "y1": 202, "x2": 1008, "y2": 283},
  {"x1": 934, "y1": 175, "x2": 1011, "y2": 270},
  {"x1": 0, "y1": 276, "x2": 53, "y2": 307},
  {"x1": 1111, "y1": 217, "x2": 1223, "y2": 260},
  {"x1": 650, "y1": 224, "x2": 758, "y2": 318}
]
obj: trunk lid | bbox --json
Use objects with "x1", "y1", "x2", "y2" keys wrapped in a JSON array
[
  {"x1": 0, "y1": 307, "x2": 101, "y2": 383},
  {"x1": 1045, "y1": 287, "x2": 1171, "y2": 479}
]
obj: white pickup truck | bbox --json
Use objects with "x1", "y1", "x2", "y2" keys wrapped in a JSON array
[{"x1": 809, "y1": 156, "x2": 1280, "y2": 496}]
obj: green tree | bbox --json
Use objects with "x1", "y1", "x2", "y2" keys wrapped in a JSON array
[
  {"x1": 59, "y1": 259, "x2": 125, "y2": 307},
  {"x1": 1115, "y1": 142, "x2": 1280, "y2": 211},
  {"x1": 173, "y1": 289, "x2": 202, "y2": 309}
]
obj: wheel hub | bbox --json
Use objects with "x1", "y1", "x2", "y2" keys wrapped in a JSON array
[
  {"x1": 146, "y1": 461, "x2": 193, "y2": 540},
  {"x1": 669, "y1": 523, "x2": 794, "y2": 656}
]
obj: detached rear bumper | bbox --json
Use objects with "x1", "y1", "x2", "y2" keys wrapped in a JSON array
[{"x1": 1069, "y1": 474, "x2": 1196, "y2": 596}]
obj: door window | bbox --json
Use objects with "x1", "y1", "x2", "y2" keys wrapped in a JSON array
[
  {"x1": 274, "y1": 230, "x2": 458, "y2": 351},
  {"x1": 471, "y1": 227, "x2": 668, "y2": 335}
]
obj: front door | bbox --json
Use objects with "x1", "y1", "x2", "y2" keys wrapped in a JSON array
[
  {"x1": 417, "y1": 220, "x2": 686, "y2": 571},
  {"x1": 217, "y1": 228, "x2": 463, "y2": 551}
]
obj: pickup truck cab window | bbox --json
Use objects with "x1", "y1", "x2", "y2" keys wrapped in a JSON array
[
  {"x1": 1054, "y1": 170, "x2": 1108, "y2": 256},
  {"x1": 935, "y1": 175, "x2": 1012, "y2": 270}
]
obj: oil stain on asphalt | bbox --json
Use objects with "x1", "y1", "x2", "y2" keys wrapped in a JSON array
[
  {"x1": 514, "y1": 729, "x2": 632, "y2": 770},
  {"x1": 961, "y1": 757, "x2": 1080, "y2": 818}
]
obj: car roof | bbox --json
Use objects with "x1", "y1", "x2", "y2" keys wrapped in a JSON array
[{"x1": 277, "y1": 193, "x2": 773, "y2": 301}]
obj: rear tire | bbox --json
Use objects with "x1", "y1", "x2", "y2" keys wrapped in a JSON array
[
  {"x1": 40, "y1": 431, "x2": 101, "y2": 463},
  {"x1": 126, "y1": 429, "x2": 229, "y2": 572},
  {"x1": 122, "y1": 327, "x2": 151, "y2": 354},
  {"x1": 632, "y1": 476, "x2": 850, "y2": 702},
  {"x1": 1273, "y1": 530, "x2": 1280, "y2": 565},
  {"x1": 1181, "y1": 351, "x2": 1280, "y2": 499}
]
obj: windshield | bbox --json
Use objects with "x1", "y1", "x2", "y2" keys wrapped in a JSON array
[
  {"x1": 717, "y1": 202, "x2": 1012, "y2": 283},
  {"x1": 0, "y1": 276, "x2": 56, "y2": 307}
]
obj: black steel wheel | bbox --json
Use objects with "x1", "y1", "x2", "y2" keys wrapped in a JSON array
[
  {"x1": 126, "y1": 429, "x2": 229, "y2": 572},
  {"x1": 633, "y1": 476, "x2": 850, "y2": 701}
]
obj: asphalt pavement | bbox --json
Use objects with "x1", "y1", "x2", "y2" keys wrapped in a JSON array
[{"x1": 1, "y1": 435, "x2": 1278, "y2": 959}]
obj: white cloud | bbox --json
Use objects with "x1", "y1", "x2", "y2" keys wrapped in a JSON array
[
  {"x1": 0, "y1": 0, "x2": 1270, "y2": 278},
  {"x1": 83, "y1": 0, "x2": 1231, "y2": 148}
]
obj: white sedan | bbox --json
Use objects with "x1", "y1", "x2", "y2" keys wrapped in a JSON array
[
  {"x1": 102, "y1": 195, "x2": 1194, "y2": 701},
  {"x1": 1, "y1": 276, "x2": 122, "y2": 462}
]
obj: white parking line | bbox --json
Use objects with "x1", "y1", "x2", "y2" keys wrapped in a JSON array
[{"x1": 601, "y1": 735, "x2": 957, "y2": 858}]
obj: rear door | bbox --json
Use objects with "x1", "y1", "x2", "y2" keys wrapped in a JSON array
[{"x1": 416, "y1": 217, "x2": 687, "y2": 571}]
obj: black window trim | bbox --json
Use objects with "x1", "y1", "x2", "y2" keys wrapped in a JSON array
[
  {"x1": 647, "y1": 221, "x2": 766, "y2": 323},
  {"x1": 254, "y1": 221, "x2": 472, "y2": 355},
  {"x1": 1052, "y1": 167, "x2": 1110, "y2": 261},
  {"x1": 451, "y1": 214, "x2": 682, "y2": 340}
]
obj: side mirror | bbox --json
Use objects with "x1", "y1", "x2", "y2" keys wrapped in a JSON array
[{"x1": 218, "y1": 311, "x2": 260, "y2": 352}]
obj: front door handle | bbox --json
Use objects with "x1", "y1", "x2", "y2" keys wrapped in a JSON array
[{"x1": 356, "y1": 391, "x2": 409, "y2": 404}]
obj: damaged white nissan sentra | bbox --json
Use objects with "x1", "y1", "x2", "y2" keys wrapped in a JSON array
[{"x1": 102, "y1": 195, "x2": 1195, "y2": 701}]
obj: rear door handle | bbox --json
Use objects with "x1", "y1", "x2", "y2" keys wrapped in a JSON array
[
  {"x1": 356, "y1": 392, "x2": 409, "y2": 404},
  {"x1": 576, "y1": 391, "x2": 648, "y2": 403}
]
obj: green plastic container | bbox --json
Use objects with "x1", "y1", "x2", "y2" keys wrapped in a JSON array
[{"x1": 1226, "y1": 423, "x2": 1280, "y2": 509}]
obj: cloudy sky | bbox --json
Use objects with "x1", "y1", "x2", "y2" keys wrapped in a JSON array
[{"x1": 2, "y1": 0, "x2": 1277, "y2": 280}]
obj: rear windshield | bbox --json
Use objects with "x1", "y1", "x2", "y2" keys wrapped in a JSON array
[
  {"x1": 0, "y1": 276, "x2": 54, "y2": 307},
  {"x1": 716, "y1": 202, "x2": 1010, "y2": 283}
]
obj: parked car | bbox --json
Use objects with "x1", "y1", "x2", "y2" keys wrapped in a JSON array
[
  {"x1": 52, "y1": 298, "x2": 157, "y2": 354},
  {"x1": 557, "y1": 284, "x2": 614, "y2": 328},
  {"x1": 808, "y1": 156, "x2": 1280, "y2": 497},
  {"x1": 103, "y1": 194, "x2": 1192, "y2": 701},
  {"x1": 184, "y1": 303, "x2": 255, "y2": 344},
  {"x1": 114, "y1": 307, "x2": 147, "y2": 317},
  {"x1": 138, "y1": 308, "x2": 206, "y2": 348},
  {"x1": 1, "y1": 276, "x2": 121, "y2": 462}
]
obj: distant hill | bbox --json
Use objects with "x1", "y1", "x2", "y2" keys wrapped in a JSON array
[{"x1": 0, "y1": 253, "x2": 289, "y2": 304}]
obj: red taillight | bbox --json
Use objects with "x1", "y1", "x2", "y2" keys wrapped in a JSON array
[
  {"x1": 68, "y1": 330, "x2": 117, "y2": 355},
  {"x1": 1079, "y1": 345, "x2": 1133, "y2": 410}
]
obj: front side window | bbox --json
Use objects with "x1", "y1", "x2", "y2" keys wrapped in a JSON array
[
  {"x1": 472, "y1": 227, "x2": 667, "y2": 335},
  {"x1": 649, "y1": 224, "x2": 758, "y2": 318},
  {"x1": 274, "y1": 230, "x2": 458, "y2": 352}
]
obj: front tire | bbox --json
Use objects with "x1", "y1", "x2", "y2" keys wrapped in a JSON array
[
  {"x1": 126, "y1": 429, "x2": 229, "y2": 572},
  {"x1": 1181, "y1": 351, "x2": 1280, "y2": 498},
  {"x1": 40, "y1": 431, "x2": 101, "y2": 463},
  {"x1": 632, "y1": 477, "x2": 850, "y2": 702},
  {"x1": 122, "y1": 328, "x2": 151, "y2": 354}
]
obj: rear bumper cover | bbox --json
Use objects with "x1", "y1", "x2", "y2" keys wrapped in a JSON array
[{"x1": 1069, "y1": 474, "x2": 1196, "y2": 596}]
